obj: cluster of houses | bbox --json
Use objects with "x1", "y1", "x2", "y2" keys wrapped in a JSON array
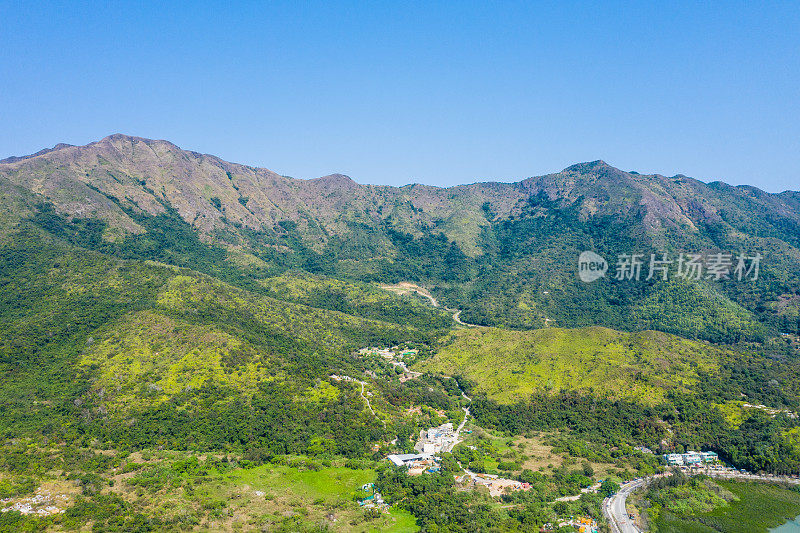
[
  {"x1": 357, "y1": 483, "x2": 388, "y2": 511},
  {"x1": 358, "y1": 346, "x2": 418, "y2": 359},
  {"x1": 385, "y1": 422, "x2": 459, "y2": 477},
  {"x1": 386, "y1": 453, "x2": 532, "y2": 496},
  {"x1": 414, "y1": 422, "x2": 458, "y2": 454},
  {"x1": 555, "y1": 517, "x2": 599, "y2": 533},
  {"x1": 328, "y1": 374, "x2": 358, "y2": 383},
  {"x1": 358, "y1": 346, "x2": 421, "y2": 382},
  {"x1": 663, "y1": 450, "x2": 719, "y2": 466}
]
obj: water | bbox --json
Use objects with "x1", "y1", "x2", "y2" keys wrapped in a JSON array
[{"x1": 772, "y1": 515, "x2": 800, "y2": 532}]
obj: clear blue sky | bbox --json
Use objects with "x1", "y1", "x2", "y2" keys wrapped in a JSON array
[{"x1": 1, "y1": 1, "x2": 798, "y2": 191}]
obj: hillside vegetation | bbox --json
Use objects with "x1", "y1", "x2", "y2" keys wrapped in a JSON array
[
  {"x1": 2, "y1": 136, "x2": 800, "y2": 530},
  {"x1": 258, "y1": 271, "x2": 454, "y2": 330},
  {"x1": 417, "y1": 326, "x2": 733, "y2": 405},
  {"x1": 0, "y1": 231, "x2": 449, "y2": 454},
  {"x1": 2, "y1": 135, "x2": 799, "y2": 344}
]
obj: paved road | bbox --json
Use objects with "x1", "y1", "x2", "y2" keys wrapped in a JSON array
[
  {"x1": 603, "y1": 471, "x2": 800, "y2": 532},
  {"x1": 452, "y1": 406, "x2": 470, "y2": 443},
  {"x1": 443, "y1": 388, "x2": 472, "y2": 452},
  {"x1": 452, "y1": 309, "x2": 472, "y2": 326},
  {"x1": 604, "y1": 479, "x2": 646, "y2": 533},
  {"x1": 380, "y1": 283, "x2": 439, "y2": 307}
]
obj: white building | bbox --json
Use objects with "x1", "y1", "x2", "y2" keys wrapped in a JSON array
[
  {"x1": 699, "y1": 451, "x2": 719, "y2": 463},
  {"x1": 387, "y1": 453, "x2": 435, "y2": 467},
  {"x1": 663, "y1": 453, "x2": 684, "y2": 466},
  {"x1": 683, "y1": 451, "x2": 702, "y2": 465}
]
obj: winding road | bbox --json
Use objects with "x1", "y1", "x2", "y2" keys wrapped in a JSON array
[
  {"x1": 448, "y1": 387, "x2": 472, "y2": 451},
  {"x1": 604, "y1": 479, "x2": 646, "y2": 533},
  {"x1": 380, "y1": 282, "x2": 483, "y2": 327},
  {"x1": 359, "y1": 380, "x2": 376, "y2": 417}
]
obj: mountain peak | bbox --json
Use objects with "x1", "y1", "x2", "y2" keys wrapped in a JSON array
[
  {"x1": 563, "y1": 160, "x2": 616, "y2": 173},
  {"x1": 311, "y1": 173, "x2": 358, "y2": 187},
  {"x1": 99, "y1": 133, "x2": 173, "y2": 146}
]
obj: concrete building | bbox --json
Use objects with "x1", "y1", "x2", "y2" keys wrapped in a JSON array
[
  {"x1": 415, "y1": 422, "x2": 457, "y2": 454},
  {"x1": 664, "y1": 450, "x2": 718, "y2": 466},
  {"x1": 386, "y1": 453, "x2": 435, "y2": 467},
  {"x1": 683, "y1": 451, "x2": 702, "y2": 465},
  {"x1": 700, "y1": 451, "x2": 719, "y2": 463},
  {"x1": 663, "y1": 453, "x2": 685, "y2": 466}
]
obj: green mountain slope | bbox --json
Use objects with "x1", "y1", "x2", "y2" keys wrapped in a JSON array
[
  {"x1": 257, "y1": 271, "x2": 454, "y2": 330},
  {"x1": 1, "y1": 135, "x2": 800, "y2": 474},
  {"x1": 0, "y1": 231, "x2": 450, "y2": 453},
  {"x1": 2, "y1": 135, "x2": 798, "y2": 344},
  {"x1": 417, "y1": 326, "x2": 737, "y2": 405},
  {"x1": 421, "y1": 325, "x2": 800, "y2": 474}
]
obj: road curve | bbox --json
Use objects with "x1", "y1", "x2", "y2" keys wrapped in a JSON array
[
  {"x1": 380, "y1": 282, "x2": 483, "y2": 327},
  {"x1": 603, "y1": 471, "x2": 800, "y2": 532},
  {"x1": 604, "y1": 479, "x2": 646, "y2": 533}
]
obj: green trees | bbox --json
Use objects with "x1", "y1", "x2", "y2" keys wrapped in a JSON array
[
  {"x1": 376, "y1": 465, "x2": 543, "y2": 531},
  {"x1": 600, "y1": 479, "x2": 620, "y2": 497}
]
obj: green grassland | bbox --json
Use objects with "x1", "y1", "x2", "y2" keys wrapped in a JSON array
[
  {"x1": 219, "y1": 463, "x2": 418, "y2": 532},
  {"x1": 417, "y1": 326, "x2": 732, "y2": 405},
  {"x1": 0, "y1": 446, "x2": 419, "y2": 533}
]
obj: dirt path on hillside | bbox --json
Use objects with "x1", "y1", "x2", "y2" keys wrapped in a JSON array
[
  {"x1": 380, "y1": 282, "x2": 439, "y2": 307},
  {"x1": 380, "y1": 282, "x2": 483, "y2": 328}
]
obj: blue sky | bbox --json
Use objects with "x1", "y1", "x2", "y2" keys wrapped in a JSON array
[{"x1": 1, "y1": 1, "x2": 798, "y2": 191}]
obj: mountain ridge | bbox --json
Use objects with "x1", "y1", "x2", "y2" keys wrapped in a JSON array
[
  {"x1": 2, "y1": 133, "x2": 799, "y2": 340},
  {"x1": 2, "y1": 134, "x2": 800, "y2": 525},
  {"x1": 3, "y1": 134, "x2": 798, "y2": 248},
  {"x1": 5, "y1": 134, "x2": 797, "y2": 193}
]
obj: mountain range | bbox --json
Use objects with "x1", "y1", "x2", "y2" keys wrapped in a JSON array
[
  {"x1": 3, "y1": 135, "x2": 800, "y2": 531},
  {"x1": 2, "y1": 134, "x2": 799, "y2": 342}
]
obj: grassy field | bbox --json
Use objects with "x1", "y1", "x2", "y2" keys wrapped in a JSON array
[
  {"x1": 454, "y1": 422, "x2": 653, "y2": 484},
  {"x1": 418, "y1": 326, "x2": 733, "y2": 405},
  {"x1": 457, "y1": 426, "x2": 566, "y2": 474},
  {"x1": 0, "y1": 446, "x2": 420, "y2": 533},
  {"x1": 205, "y1": 463, "x2": 418, "y2": 532}
]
